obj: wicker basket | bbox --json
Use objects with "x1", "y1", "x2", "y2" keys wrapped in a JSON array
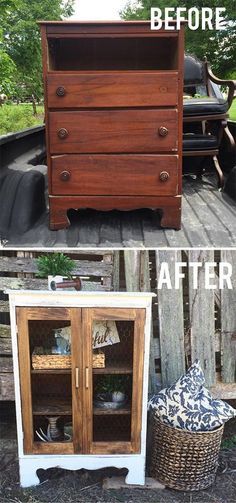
[
  {"x1": 32, "y1": 349, "x2": 105, "y2": 369},
  {"x1": 150, "y1": 415, "x2": 224, "y2": 491}
]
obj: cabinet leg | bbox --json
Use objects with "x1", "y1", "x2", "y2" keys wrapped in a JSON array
[
  {"x1": 125, "y1": 462, "x2": 145, "y2": 486},
  {"x1": 49, "y1": 202, "x2": 70, "y2": 230},
  {"x1": 160, "y1": 205, "x2": 181, "y2": 230},
  {"x1": 19, "y1": 460, "x2": 40, "y2": 487}
]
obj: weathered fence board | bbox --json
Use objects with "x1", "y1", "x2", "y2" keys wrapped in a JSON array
[
  {"x1": 155, "y1": 250, "x2": 185, "y2": 387},
  {"x1": 221, "y1": 249, "x2": 236, "y2": 383},
  {"x1": 0, "y1": 373, "x2": 14, "y2": 400},
  {"x1": 124, "y1": 250, "x2": 140, "y2": 291},
  {"x1": 0, "y1": 256, "x2": 114, "y2": 277},
  {"x1": 0, "y1": 300, "x2": 9, "y2": 313},
  {"x1": 124, "y1": 250, "x2": 158, "y2": 393},
  {"x1": 0, "y1": 324, "x2": 11, "y2": 338},
  {"x1": 140, "y1": 251, "x2": 157, "y2": 393},
  {"x1": 0, "y1": 337, "x2": 12, "y2": 356},
  {"x1": 0, "y1": 357, "x2": 13, "y2": 372},
  {"x1": 188, "y1": 250, "x2": 216, "y2": 387},
  {"x1": 0, "y1": 277, "x2": 107, "y2": 291}
]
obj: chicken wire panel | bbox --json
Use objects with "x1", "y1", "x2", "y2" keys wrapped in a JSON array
[
  {"x1": 93, "y1": 415, "x2": 131, "y2": 442},
  {"x1": 92, "y1": 320, "x2": 134, "y2": 443},
  {"x1": 92, "y1": 320, "x2": 134, "y2": 368},
  {"x1": 28, "y1": 320, "x2": 73, "y2": 445}
]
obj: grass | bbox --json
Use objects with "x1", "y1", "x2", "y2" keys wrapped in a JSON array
[
  {"x1": 0, "y1": 98, "x2": 235, "y2": 136},
  {"x1": 229, "y1": 99, "x2": 236, "y2": 121},
  {"x1": 0, "y1": 103, "x2": 44, "y2": 135}
]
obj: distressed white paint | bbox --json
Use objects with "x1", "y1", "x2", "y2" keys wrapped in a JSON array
[{"x1": 8, "y1": 291, "x2": 154, "y2": 488}]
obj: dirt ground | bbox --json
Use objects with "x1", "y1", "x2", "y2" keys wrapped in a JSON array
[{"x1": 0, "y1": 408, "x2": 236, "y2": 503}]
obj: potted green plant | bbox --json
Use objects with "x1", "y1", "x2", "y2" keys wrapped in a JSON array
[
  {"x1": 95, "y1": 375, "x2": 130, "y2": 404},
  {"x1": 36, "y1": 253, "x2": 76, "y2": 290}
]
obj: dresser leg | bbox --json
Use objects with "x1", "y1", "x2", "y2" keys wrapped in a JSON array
[
  {"x1": 49, "y1": 203, "x2": 70, "y2": 230},
  {"x1": 19, "y1": 459, "x2": 40, "y2": 487},
  {"x1": 160, "y1": 206, "x2": 181, "y2": 230}
]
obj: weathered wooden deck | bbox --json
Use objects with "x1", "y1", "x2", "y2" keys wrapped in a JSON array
[{"x1": 1, "y1": 174, "x2": 235, "y2": 248}]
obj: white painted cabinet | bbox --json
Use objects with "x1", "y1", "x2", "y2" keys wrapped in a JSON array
[{"x1": 8, "y1": 291, "x2": 154, "y2": 487}]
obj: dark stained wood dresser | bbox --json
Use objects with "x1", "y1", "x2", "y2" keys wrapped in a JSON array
[{"x1": 39, "y1": 21, "x2": 184, "y2": 230}]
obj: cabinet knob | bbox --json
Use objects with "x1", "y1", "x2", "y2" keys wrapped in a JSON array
[
  {"x1": 56, "y1": 86, "x2": 66, "y2": 97},
  {"x1": 159, "y1": 171, "x2": 170, "y2": 182},
  {"x1": 60, "y1": 170, "x2": 71, "y2": 182},
  {"x1": 57, "y1": 128, "x2": 68, "y2": 139},
  {"x1": 158, "y1": 126, "x2": 169, "y2": 137}
]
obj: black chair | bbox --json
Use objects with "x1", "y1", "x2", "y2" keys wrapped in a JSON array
[{"x1": 183, "y1": 54, "x2": 236, "y2": 187}]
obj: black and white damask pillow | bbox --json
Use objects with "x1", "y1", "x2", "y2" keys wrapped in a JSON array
[{"x1": 148, "y1": 360, "x2": 236, "y2": 432}]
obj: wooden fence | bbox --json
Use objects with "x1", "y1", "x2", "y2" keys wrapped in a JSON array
[
  {"x1": 0, "y1": 249, "x2": 235, "y2": 401},
  {"x1": 123, "y1": 249, "x2": 236, "y2": 399}
]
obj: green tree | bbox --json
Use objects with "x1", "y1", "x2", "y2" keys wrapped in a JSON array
[
  {"x1": 0, "y1": 0, "x2": 75, "y2": 101},
  {"x1": 120, "y1": 0, "x2": 236, "y2": 77}
]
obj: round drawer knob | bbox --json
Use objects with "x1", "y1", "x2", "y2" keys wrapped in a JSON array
[
  {"x1": 57, "y1": 128, "x2": 68, "y2": 139},
  {"x1": 60, "y1": 170, "x2": 71, "y2": 182},
  {"x1": 56, "y1": 86, "x2": 66, "y2": 97},
  {"x1": 158, "y1": 126, "x2": 169, "y2": 137},
  {"x1": 159, "y1": 171, "x2": 170, "y2": 182}
]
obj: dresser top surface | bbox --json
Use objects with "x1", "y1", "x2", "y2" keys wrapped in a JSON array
[
  {"x1": 38, "y1": 20, "x2": 179, "y2": 25},
  {"x1": 38, "y1": 20, "x2": 184, "y2": 32}
]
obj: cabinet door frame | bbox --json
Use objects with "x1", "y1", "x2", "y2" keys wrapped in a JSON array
[
  {"x1": 16, "y1": 306, "x2": 83, "y2": 455},
  {"x1": 82, "y1": 307, "x2": 146, "y2": 455}
]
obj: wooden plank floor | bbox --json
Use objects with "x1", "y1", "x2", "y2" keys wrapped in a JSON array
[{"x1": 2, "y1": 175, "x2": 236, "y2": 249}]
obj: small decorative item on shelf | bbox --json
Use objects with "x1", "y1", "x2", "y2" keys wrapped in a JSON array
[
  {"x1": 93, "y1": 321, "x2": 120, "y2": 349},
  {"x1": 52, "y1": 328, "x2": 71, "y2": 355},
  {"x1": 63, "y1": 422, "x2": 73, "y2": 440},
  {"x1": 35, "y1": 252, "x2": 76, "y2": 290},
  {"x1": 46, "y1": 416, "x2": 63, "y2": 441},
  {"x1": 94, "y1": 375, "x2": 130, "y2": 410},
  {"x1": 35, "y1": 418, "x2": 72, "y2": 443},
  {"x1": 94, "y1": 393, "x2": 127, "y2": 410},
  {"x1": 50, "y1": 277, "x2": 82, "y2": 291},
  {"x1": 93, "y1": 350, "x2": 105, "y2": 368},
  {"x1": 32, "y1": 348, "x2": 71, "y2": 369},
  {"x1": 112, "y1": 391, "x2": 126, "y2": 403},
  {"x1": 32, "y1": 328, "x2": 71, "y2": 369},
  {"x1": 32, "y1": 348, "x2": 105, "y2": 369}
]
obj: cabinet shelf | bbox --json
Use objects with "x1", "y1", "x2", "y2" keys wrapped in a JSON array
[
  {"x1": 31, "y1": 369, "x2": 71, "y2": 374},
  {"x1": 33, "y1": 398, "x2": 72, "y2": 416},
  {"x1": 93, "y1": 407, "x2": 131, "y2": 415},
  {"x1": 93, "y1": 364, "x2": 132, "y2": 375},
  {"x1": 33, "y1": 398, "x2": 131, "y2": 417},
  {"x1": 31, "y1": 365, "x2": 132, "y2": 375}
]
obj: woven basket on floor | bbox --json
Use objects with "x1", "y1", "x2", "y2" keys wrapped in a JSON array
[{"x1": 150, "y1": 415, "x2": 224, "y2": 491}]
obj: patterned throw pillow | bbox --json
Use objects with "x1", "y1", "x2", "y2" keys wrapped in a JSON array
[{"x1": 148, "y1": 360, "x2": 236, "y2": 431}]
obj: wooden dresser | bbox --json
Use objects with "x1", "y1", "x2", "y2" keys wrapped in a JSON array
[{"x1": 40, "y1": 21, "x2": 184, "y2": 230}]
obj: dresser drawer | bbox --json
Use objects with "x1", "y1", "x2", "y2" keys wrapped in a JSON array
[
  {"x1": 47, "y1": 72, "x2": 178, "y2": 108},
  {"x1": 49, "y1": 110, "x2": 178, "y2": 154},
  {"x1": 51, "y1": 154, "x2": 178, "y2": 196}
]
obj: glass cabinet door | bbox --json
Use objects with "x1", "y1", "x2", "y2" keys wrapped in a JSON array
[
  {"x1": 82, "y1": 308, "x2": 146, "y2": 455},
  {"x1": 16, "y1": 307, "x2": 82, "y2": 455}
]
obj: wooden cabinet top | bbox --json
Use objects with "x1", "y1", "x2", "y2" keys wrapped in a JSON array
[{"x1": 7, "y1": 290, "x2": 155, "y2": 308}]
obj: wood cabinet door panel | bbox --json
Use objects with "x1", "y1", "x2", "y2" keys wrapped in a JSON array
[
  {"x1": 47, "y1": 72, "x2": 178, "y2": 108},
  {"x1": 51, "y1": 154, "x2": 178, "y2": 196},
  {"x1": 82, "y1": 307, "x2": 146, "y2": 455},
  {"x1": 16, "y1": 307, "x2": 83, "y2": 455},
  {"x1": 49, "y1": 109, "x2": 178, "y2": 154}
]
